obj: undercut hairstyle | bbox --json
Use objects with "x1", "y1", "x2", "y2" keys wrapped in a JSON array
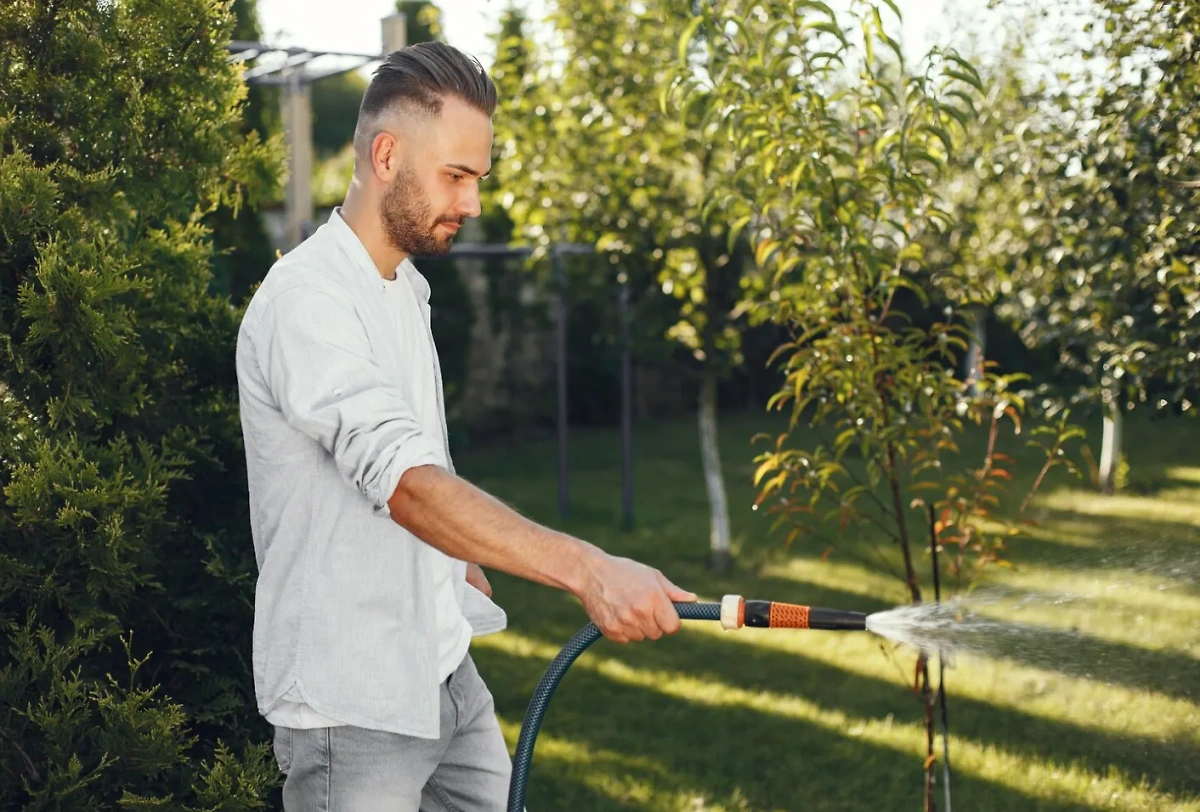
[{"x1": 353, "y1": 41, "x2": 497, "y2": 161}]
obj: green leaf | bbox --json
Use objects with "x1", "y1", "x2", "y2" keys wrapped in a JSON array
[
  {"x1": 755, "y1": 239, "x2": 781, "y2": 267},
  {"x1": 728, "y1": 215, "x2": 754, "y2": 253},
  {"x1": 908, "y1": 150, "x2": 943, "y2": 170},
  {"x1": 809, "y1": 20, "x2": 850, "y2": 47},
  {"x1": 753, "y1": 456, "x2": 780, "y2": 485},
  {"x1": 945, "y1": 68, "x2": 984, "y2": 92},
  {"x1": 922, "y1": 124, "x2": 955, "y2": 157},
  {"x1": 835, "y1": 427, "x2": 857, "y2": 450},
  {"x1": 797, "y1": 0, "x2": 839, "y2": 18},
  {"x1": 678, "y1": 15, "x2": 705, "y2": 65},
  {"x1": 760, "y1": 20, "x2": 792, "y2": 66},
  {"x1": 879, "y1": 0, "x2": 902, "y2": 20},
  {"x1": 941, "y1": 104, "x2": 971, "y2": 129}
]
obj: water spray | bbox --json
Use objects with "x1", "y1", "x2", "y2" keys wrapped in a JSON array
[{"x1": 506, "y1": 594, "x2": 869, "y2": 812}]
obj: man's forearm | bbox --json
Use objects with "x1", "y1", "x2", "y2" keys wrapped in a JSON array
[{"x1": 387, "y1": 464, "x2": 597, "y2": 595}]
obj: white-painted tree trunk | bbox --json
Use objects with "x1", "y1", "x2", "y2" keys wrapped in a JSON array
[
  {"x1": 1098, "y1": 394, "x2": 1123, "y2": 495},
  {"x1": 699, "y1": 369, "x2": 732, "y2": 572},
  {"x1": 964, "y1": 306, "x2": 987, "y2": 397}
]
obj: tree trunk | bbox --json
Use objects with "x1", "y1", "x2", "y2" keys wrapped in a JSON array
[
  {"x1": 1098, "y1": 392, "x2": 1123, "y2": 495},
  {"x1": 921, "y1": 659, "x2": 938, "y2": 812},
  {"x1": 963, "y1": 306, "x2": 986, "y2": 397},
  {"x1": 699, "y1": 367, "x2": 732, "y2": 573}
]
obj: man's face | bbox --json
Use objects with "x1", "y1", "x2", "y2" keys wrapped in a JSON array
[{"x1": 380, "y1": 95, "x2": 493, "y2": 257}]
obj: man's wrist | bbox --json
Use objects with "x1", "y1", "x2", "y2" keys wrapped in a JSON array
[{"x1": 555, "y1": 535, "x2": 603, "y2": 597}]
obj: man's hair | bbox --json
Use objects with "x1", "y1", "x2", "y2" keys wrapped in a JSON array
[{"x1": 354, "y1": 42, "x2": 496, "y2": 160}]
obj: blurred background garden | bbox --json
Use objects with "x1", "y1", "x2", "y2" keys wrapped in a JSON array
[{"x1": 1, "y1": 0, "x2": 1197, "y2": 809}]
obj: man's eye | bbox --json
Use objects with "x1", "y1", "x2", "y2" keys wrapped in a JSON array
[{"x1": 449, "y1": 173, "x2": 464, "y2": 181}]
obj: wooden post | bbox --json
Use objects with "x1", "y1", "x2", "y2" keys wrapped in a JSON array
[
  {"x1": 280, "y1": 65, "x2": 313, "y2": 251},
  {"x1": 381, "y1": 13, "x2": 407, "y2": 54}
]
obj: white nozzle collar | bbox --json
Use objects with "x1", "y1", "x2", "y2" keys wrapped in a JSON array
[{"x1": 720, "y1": 594, "x2": 744, "y2": 631}]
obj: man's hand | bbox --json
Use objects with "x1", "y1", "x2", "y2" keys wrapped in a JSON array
[
  {"x1": 576, "y1": 553, "x2": 697, "y2": 644},
  {"x1": 466, "y1": 562, "x2": 492, "y2": 597}
]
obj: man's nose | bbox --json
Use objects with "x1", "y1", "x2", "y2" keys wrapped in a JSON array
[{"x1": 458, "y1": 185, "x2": 482, "y2": 219}]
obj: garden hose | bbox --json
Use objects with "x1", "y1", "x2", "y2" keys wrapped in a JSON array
[{"x1": 506, "y1": 594, "x2": 868, "y2": 812}]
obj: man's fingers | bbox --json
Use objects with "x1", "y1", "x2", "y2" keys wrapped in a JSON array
[
  {"x1": 658, "y1": 572, "x2": 698, "y2": 603},
  {"x1": 465, "y1": 563, "x2": 493, "y2": 597},
  {"x1": 653, "y1": 595, "x2": 682, "y2": 635}
]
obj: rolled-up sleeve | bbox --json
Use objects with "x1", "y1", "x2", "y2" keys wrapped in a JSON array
[{"x1": 252, "y1": 284, "x2": 443, "y2": 514}]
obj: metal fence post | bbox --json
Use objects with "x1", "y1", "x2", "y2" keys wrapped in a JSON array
[
  {"x1": 619, "y1": 269, "x2": 634, "y2": 530},
  {"x1": 554, "y1": 248, "x2": 570, "y2": 519}
]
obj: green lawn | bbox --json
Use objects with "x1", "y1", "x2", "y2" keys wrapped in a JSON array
[{"x1": 456, "y1": 408, "x2": 1200, "y2": 812}]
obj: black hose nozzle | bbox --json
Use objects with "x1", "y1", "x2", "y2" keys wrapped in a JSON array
[
  {"x1": 808, "y1": 607, "x2": 868, "y2": 631},
  {"x1": 721, "y1": 595, "x2": 868, "y2": 631}
]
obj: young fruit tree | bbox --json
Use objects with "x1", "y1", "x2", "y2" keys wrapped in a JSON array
[{"x1": 665, "y1": 1, "x2": 1083, "y2": 808}]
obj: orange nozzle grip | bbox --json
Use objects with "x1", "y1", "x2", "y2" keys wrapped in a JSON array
[{"x1": 768, "y1": 602, "x2": 811, "y2": 629}]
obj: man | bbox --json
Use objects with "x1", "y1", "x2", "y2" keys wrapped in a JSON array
[{"x1": 235, "y1": 41, "x2": 696, "y2": 811}]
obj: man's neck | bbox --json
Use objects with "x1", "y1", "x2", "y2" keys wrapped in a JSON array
[{"x1": 340, "y1": 191, "x2": 408, "y2": 281}]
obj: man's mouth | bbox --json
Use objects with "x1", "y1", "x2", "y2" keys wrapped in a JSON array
[{"x1": 438, "y1": 221, "x2": 461, "y2": 234}]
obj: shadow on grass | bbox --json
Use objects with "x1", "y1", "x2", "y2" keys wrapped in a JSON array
[
  {"x1": 478, "y1": 644, "x2": 1113, "y2": 812},
  {"x1": 484, "y1": 576, "x2": 1200, "y2": 805}
]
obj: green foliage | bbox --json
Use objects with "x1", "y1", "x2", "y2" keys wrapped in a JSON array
[
  {"x1": 396, "y1": 0, "x2": 446, "y2": 46},
  {"x1": 0, "y1": 0, "x2": 283, "y2": 805},
  {"x1": 666, "y1": 0, "x2": 1076, "y2": 589},
  {"x1": 311, "y1": 71, "x2": 369, "y2": 158},
  {"x1": 207, "y1": 0, "x2": 282, "y2": 305},
  {"x1": 1084, "y1": 0, "x2": 1200, "y2": 409},
  {"x1": 667, "y1": 0, "x2": 1086, "y2": 798},
  {"x1": 958, "y1": 2, "x2": 1200, "y2": 417},
  {"x1": 488, "y1": 0, "x2": 751, "y2": 376}
]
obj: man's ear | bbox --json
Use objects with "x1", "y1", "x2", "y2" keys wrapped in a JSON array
[{"x1": 371, "y1": 130, "x2": 402, "y2": 182}]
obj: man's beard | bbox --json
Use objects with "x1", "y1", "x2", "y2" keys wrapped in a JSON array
[{"x1": 380, "y1": 164, "x2": 463, "y2": 257}]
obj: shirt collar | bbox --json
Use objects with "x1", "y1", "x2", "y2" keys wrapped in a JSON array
[{"x1": 326, "y1": 207, "x2": 431, "y2": 304}]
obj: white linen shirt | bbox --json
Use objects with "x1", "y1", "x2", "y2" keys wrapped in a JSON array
[{"x1": 235, "y1": 207, "x2": 507, "y2": 739}]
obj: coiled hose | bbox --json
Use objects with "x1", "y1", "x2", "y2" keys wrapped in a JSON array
[{"x1": 506, "y1": 595, "x2": 867, "y2": 812}]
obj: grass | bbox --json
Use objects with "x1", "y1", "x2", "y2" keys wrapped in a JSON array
[{"x1": 455, "y1": 407, "x2": 1200, "y2": 811}]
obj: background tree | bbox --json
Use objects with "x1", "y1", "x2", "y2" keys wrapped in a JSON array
[
  {"x1": 489, "y1": 0, "x2": 756, "y2": 569},
  {"x1": 969, "y1": 0, "x2": 1200, "y2": 493},
  {"x1": 396, "y1": 0, "x2": 446, "y2": 45},
  {"x1": 311, "y1": 72, "x2": 370, "y2": 158},
  {"x1": 0, "y1": 0, "x2": 283, "y2": 806}
]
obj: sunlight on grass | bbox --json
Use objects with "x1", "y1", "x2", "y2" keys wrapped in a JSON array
[
  {"x1": 1019, "y1": 516, "x2": 1111, "y2": 548},
  {"x1": 986, "y1": 567, "x2": 1200, "y2": 652},
  {"x1": 461, "y1": 411, "x2": 1200, "y2": 810},
  {"x1": 1037, "y1": 489, "x2": 1200, "y2": 527},
  {"x1": 495, "y1": 718, "x2": 677, "y2": 807},
  {"x1": 760, "y1": 557, "x2": 911, "y2": 606},
  {"x1": 475, "y1": 630, "x2": 1199, "y2": 811},
  {"x1": 1167, "y1": 466, "x2": 1200, "y2": 485},
  {"x1": 495, "y1": 720, "x2": 760, "y2": 812}
]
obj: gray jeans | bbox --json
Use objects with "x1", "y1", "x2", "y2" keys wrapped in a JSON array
[{"x1": 273, "y1": 655, "x2": 515, "y2": 812}]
